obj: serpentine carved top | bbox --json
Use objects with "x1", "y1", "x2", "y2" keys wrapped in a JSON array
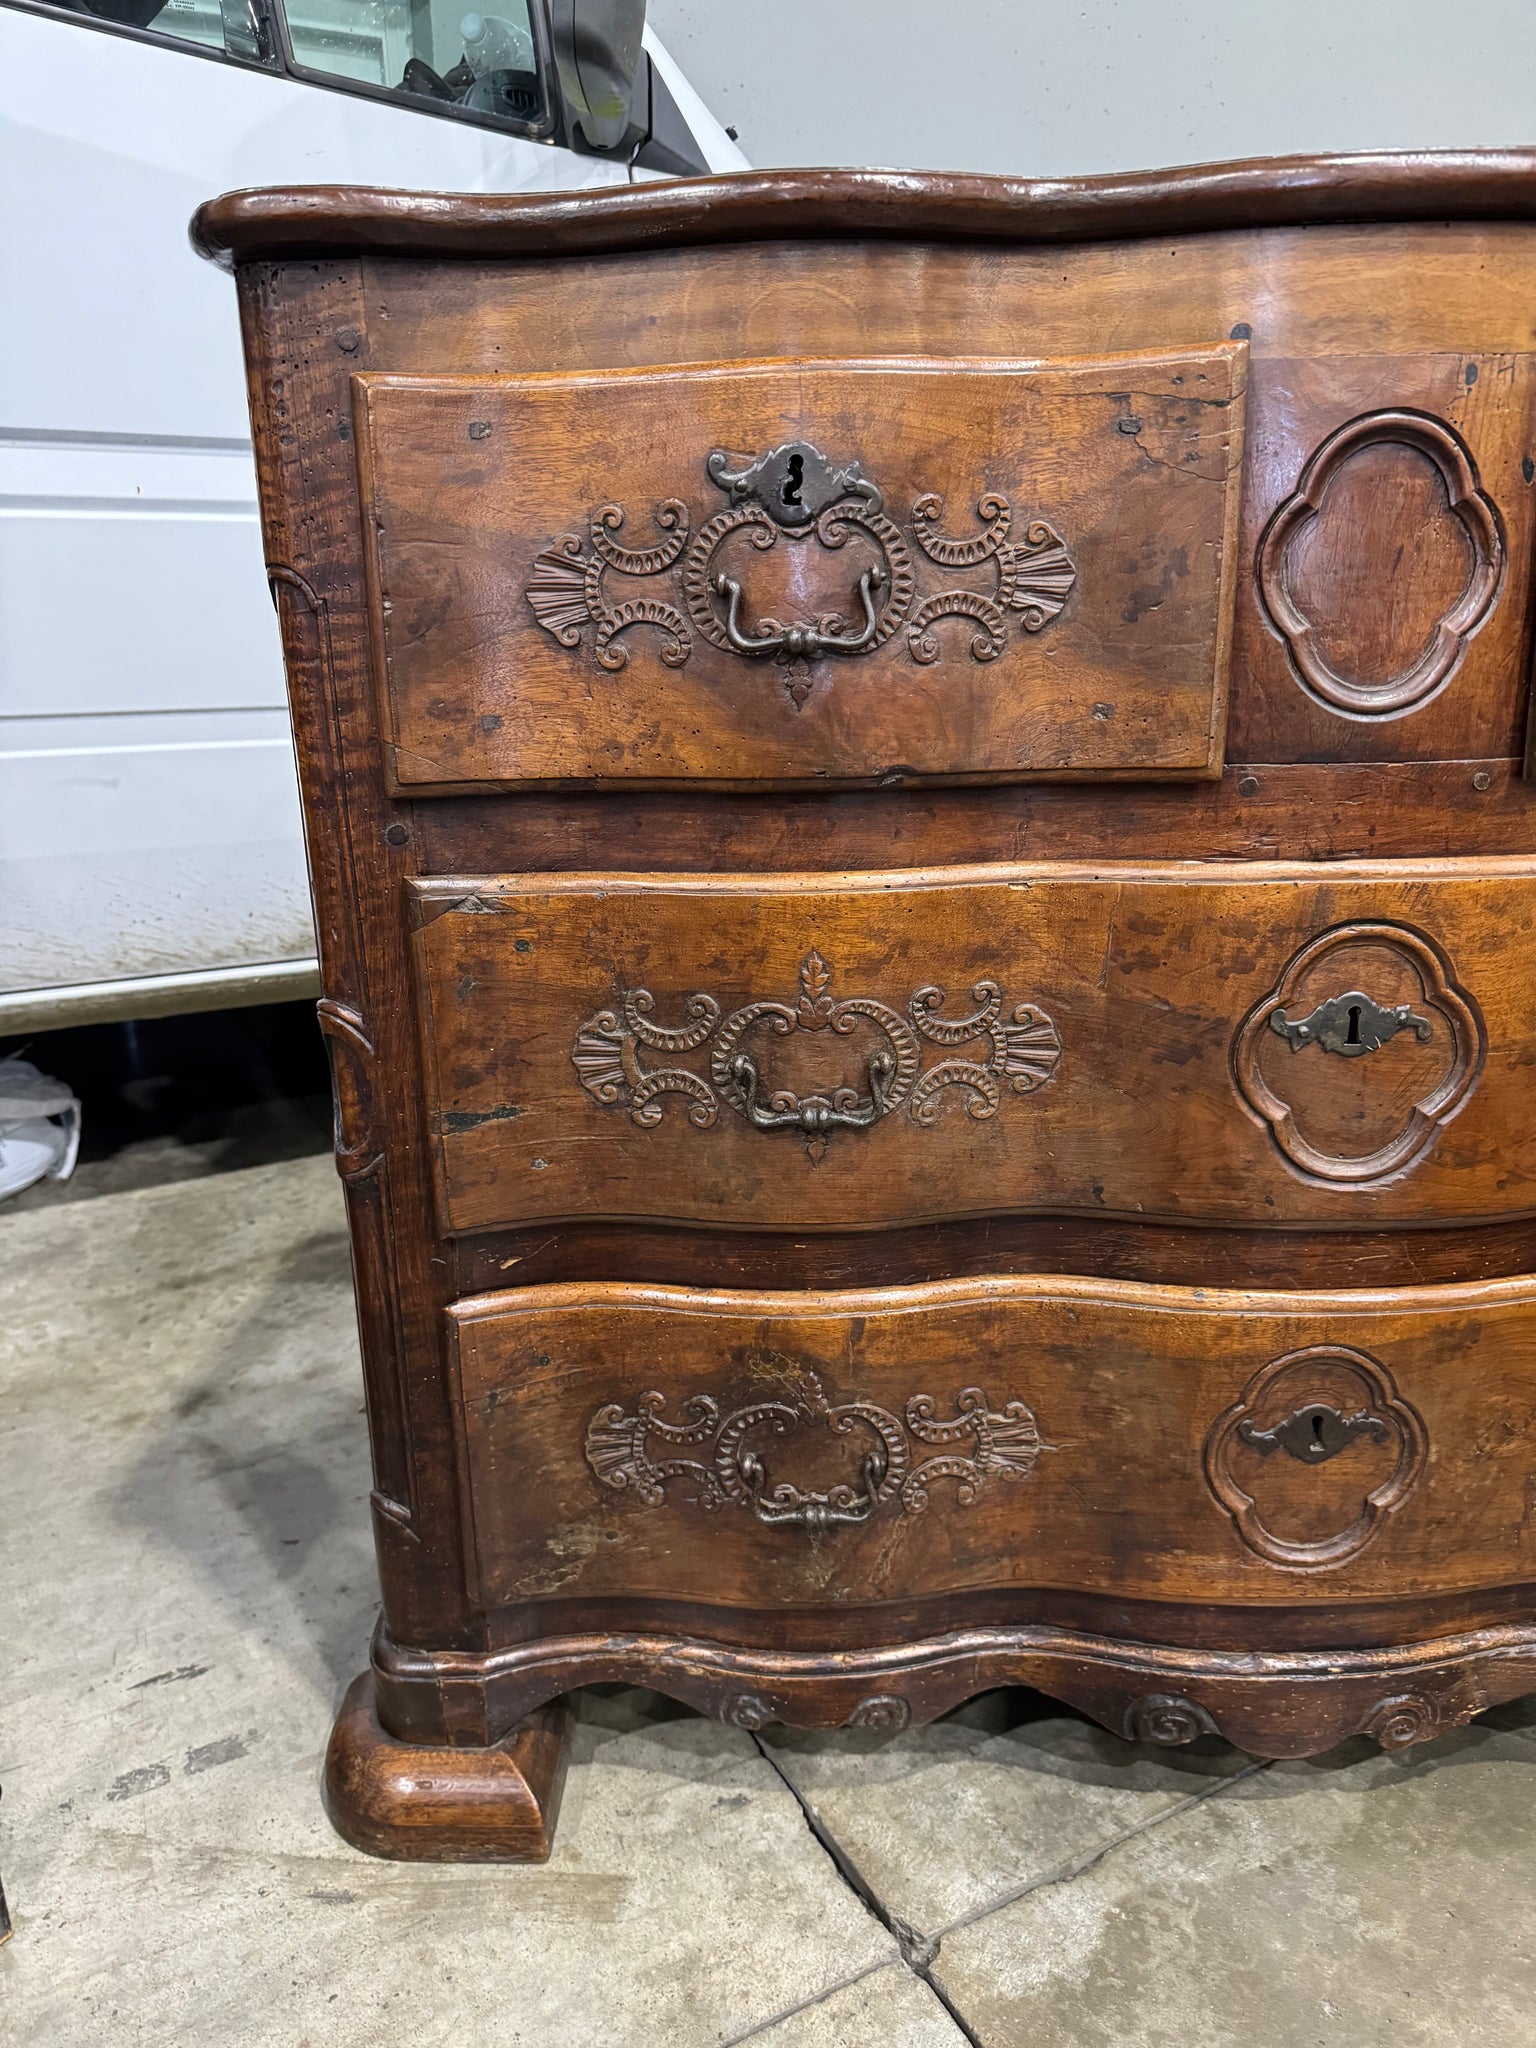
[
  {"x1": 571, "y1": 949, "x2": 1063, "y2": 1163},
  {"x1": 525, "y1": 438, "x2": 1078, "y2": 708},
  {"x1": 585, "y1": 1369, "x2": 1050, "y2": 1532}
]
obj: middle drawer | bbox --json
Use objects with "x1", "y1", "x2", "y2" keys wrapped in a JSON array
[{"x1": 410, "y1": 859, "x2": 1533, "y2": 1235}]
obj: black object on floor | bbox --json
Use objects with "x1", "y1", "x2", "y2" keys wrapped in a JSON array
[{"x1": 0, "y1": 1001, "x2": 332, "y2": 1203}]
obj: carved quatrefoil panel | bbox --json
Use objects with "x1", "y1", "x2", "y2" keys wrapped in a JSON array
[
  {"x1": 1203, "y1": 1346, "x2": 1428, "y2": 1568},
  {"x1": 1232, "y1": 923, "x2": 1485, "y2": 1185},
  {"x1": 1257, "y1": 409, "x2": 1504, "y2": 717}
]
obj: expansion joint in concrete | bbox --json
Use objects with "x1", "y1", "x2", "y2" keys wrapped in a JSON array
[{"x1": 748, "y1": 1733, "x2": 985, "y2": 2048}]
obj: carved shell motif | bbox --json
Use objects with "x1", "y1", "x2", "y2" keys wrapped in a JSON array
[
  {"x1": 569, "y1": 1011, "x2": 629, "y2": 1106},
  {"x1": 997, "y1": 521, "x2": 1081, "y2": 632},
  {"x1": 524, "y1": 535, "x2": 590, "y2": 647}
]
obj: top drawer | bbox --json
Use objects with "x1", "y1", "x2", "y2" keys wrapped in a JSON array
[{"x1": 356, "y1": 347, "x2": 1245, "y2": 791}]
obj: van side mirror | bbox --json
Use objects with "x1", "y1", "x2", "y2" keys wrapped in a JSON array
[{"x1": 545, "y1": 0, "x2": 646, "y2": 151}]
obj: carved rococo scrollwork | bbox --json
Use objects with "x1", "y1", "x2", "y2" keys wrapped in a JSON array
[
  {"x1": 571, "y1": 949, "x2": 1062, "y2": 1162},
  {"x1": 585, "y1": 1368, "x2": 1050, "y2": 1533},
  {"x1": 1122, "y1": 1694, "x2": 1219, "y2": 1746},
  {"x1": 846, "y1": 1695, "x2": 911, "y2": 1731},
  {"x1": 526, "y1": 439, "x2": 1077, "y2": 708},
  {"x1": 1364, "y1": 1693, "x2": 1442, "y2": 1751}
]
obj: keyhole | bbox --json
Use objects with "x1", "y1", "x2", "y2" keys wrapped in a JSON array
[
  {"x1": 1311, "y1": 1410, "x2": 1327, "y2": 1446},
  {"x1": 1345, "y1": 1004, "x2": 1362, "y2": 1046},
  {"x1": 781, "y1": 452, "x2": 805, "y2": 510}
]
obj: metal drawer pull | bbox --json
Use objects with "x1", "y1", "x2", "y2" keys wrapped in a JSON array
[
  {"x1": 712, "y1": 562, "x2": 887, "y2": 660},
  {"x1": 526, "y1": 436, "x2": 1077, "y2": 707}
]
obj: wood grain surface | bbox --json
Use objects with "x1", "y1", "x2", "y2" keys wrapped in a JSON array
[
  {"x1": 357, "y1": 349, "x2": 1243, "y2": 787},
  {"x1": 324, "y1": 1673, "x2": 568, "y2": 1860},
  {"x1": 415, "y1": 761, "x2": 1536, "y2": 876},
  {"x1": 446, "y1": 1273, "x2": 1536, "y2": 1613},
  {"x1": 411, "y1": 859, "x2": 1529, "y2": 1234}
]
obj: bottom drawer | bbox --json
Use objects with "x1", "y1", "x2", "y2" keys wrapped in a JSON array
[{"x1": 446, "y1": 1276, "x2": 1536, "y2": 1612}]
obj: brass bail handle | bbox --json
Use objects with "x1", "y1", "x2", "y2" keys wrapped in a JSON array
[{"x1": 712, "y1": 565, "x2": 888, "y2": 659}]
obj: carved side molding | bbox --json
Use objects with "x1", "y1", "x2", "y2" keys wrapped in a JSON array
[
  {"x1": 1203, "y1": 1346, "x2": 1428, "y2": 1569},
  {"x1": 585, "y1": 1369, "x2": 1051, "y2": 1532},
  {"x1": 1257, "y1": 409, "x2": 1504, "y2": 717},
  {"x1": 269, "y1": 563, "x2": 415, "y2": 1530},
  {"x1": 1232, "y1": 922, "x2": 1485, "y2": 1184},
  {"x1": 313, "y1": 999, "x2": 414, "y2": 1529},
  {"x1": 572, "y1": 949, "x2": 1062, "y2": 1163},
  {"x1": 316, "y1": 999, "x2": 379, "y2": 1180},
  {"x1": 526, "y1": 439, "x2": 1077, "y2": 709}
]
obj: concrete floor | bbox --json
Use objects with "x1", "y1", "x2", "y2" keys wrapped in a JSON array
[{"x1": 5, "y1": 1155, "x2": 1536, "y2": 2046}]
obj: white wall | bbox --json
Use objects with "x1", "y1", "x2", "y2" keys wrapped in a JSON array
[{"x1": 646, "y1": 0, "x2": 1536, "y2": 176}]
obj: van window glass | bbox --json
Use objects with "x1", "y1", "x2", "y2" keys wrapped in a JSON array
[
  {"x1": 282, "y1": 0, "x2": 547, "y2": 129},
  {"x1": 40, "y1": 0, "x2": 266, "y2": 59}
]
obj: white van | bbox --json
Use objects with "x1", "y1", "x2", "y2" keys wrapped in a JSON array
[{"x1": 0, "y1": 0, "x2": 742, "y2": 1031}]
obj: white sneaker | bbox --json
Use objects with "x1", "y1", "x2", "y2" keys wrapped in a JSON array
[{"x1": 0, "y1": 1059, "x2": 82, "y2": 1200}]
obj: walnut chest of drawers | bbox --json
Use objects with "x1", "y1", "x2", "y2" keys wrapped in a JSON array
[{"x1": 197, "y1": 152, "x2": 1536, "y2": 1859}]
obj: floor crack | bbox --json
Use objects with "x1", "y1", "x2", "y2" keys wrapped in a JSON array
[
  {"x1": 714, "y1": 1955, "x2": 906, "y2": 2048},
  {"x1": 929, "y1": 1755, "x2": 1274, "y2": 1946},
  {"x1": 738, "y1": 1737, "x2": 1274, "y2": 2044},
  {"x1": 751, "y1": 1734, "x2": 984, "y2": 2047}
]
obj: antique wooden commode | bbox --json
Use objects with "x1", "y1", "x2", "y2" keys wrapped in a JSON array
[{"x1": 197, "y1": 152, "x2": 1536, "y2": 1859}]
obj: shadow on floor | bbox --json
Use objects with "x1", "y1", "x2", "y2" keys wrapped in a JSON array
[{"x1": 108, "y1": 1201, "x2": 377, "y2": 1704}]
